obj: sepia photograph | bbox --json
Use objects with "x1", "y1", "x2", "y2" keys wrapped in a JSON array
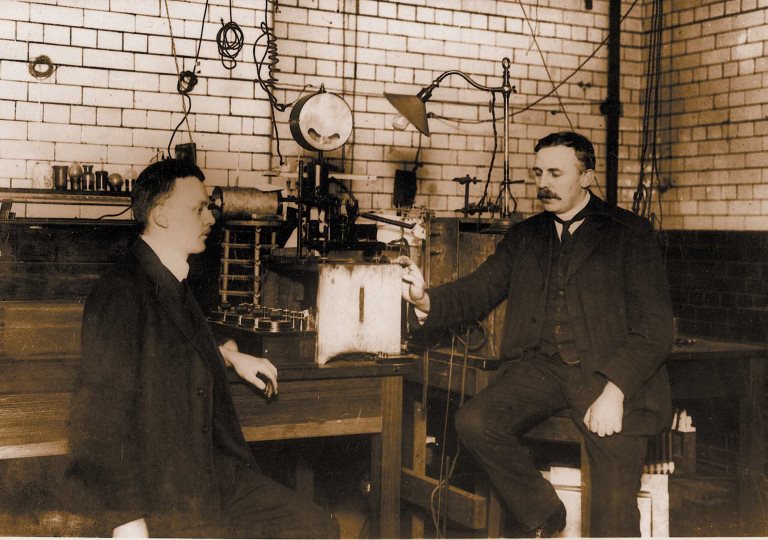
[{"x1": 0, "y1": 0, "x2": 766, "y2": 537}]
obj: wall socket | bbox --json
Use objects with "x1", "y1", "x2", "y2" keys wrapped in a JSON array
[{"x1": 175, "y1": 142, "x2": 197, "y2": 165}]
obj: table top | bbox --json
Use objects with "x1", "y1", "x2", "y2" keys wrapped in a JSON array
[
  {"x1": 669, "y1": 336, "x2": 768, "y2": 360},
  {"x1": 0, "y1": 354, "x2": 414, "y2": 394},
  {"x1": 415, "y1": 335, "x2": 768, "y2": 371}
]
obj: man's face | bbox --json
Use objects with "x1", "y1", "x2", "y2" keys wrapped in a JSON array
[
  {"x1": 532, "y1": 145, "x2": 592, "y2": 215},
  {"x1": 156, "y1": 176, "x2": 215, "y2": 256}
]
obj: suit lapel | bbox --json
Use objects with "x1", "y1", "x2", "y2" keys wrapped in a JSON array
[
  {"x1": 565, "y1": 196, "x2": 611, "y2": 282},
  {"x1": 133, "y1": 241, "x2": 219, "y2": 364}
]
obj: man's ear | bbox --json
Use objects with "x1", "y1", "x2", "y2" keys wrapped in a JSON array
[
  {"x1": 149, "y1": 204, "x2": 169, "y2": 229},
  {"x1": 580, "y1": 169, "x2": 595, "y2": 188}
]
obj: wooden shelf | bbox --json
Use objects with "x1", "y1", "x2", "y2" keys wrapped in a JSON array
[{"x1": 0, "y1": 188, "x2": 131, "y2": 206}]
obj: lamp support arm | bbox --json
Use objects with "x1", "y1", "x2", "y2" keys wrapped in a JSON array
[
  {"x1": 419, "y1": 57, "x2": 515, "y2": 99},
  {"x1": 419, "y1": 58, "x2": 516, "y2": 218}
]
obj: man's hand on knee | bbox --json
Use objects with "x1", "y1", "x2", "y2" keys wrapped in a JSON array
[{"x1": 583, "y1": 381, "x2": 624, "y2": 437}]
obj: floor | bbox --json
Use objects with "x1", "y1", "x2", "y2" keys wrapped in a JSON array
[
  {"x1": 0, "y1": 438, "x2": 750, "y2": 538},
  {"x1": 259, "y1": 437, "x2": 749, "y2": 538}
]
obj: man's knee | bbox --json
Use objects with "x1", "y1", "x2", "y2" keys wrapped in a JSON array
[{"x1": 455, "y1": 402, "x2": 487, "y2": 441}]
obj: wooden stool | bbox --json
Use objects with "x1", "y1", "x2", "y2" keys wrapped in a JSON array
[{"x1": 401, "y1": 355, "x2": 590, "y2": 537}]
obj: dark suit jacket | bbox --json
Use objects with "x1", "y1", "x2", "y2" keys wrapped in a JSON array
[
  {"x1": 426, "y1": 195, "x2": 674, "y2": 435},
  {"x1": 66, "y1": 240, "x2": 254, "y2": 529}
]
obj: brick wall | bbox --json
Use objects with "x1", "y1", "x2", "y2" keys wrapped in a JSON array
[
  {"x1": 664, "y1": 230, "x2": 768, "y2": 343},
  {"x1": 657, "y1": 1, "x2": 768, "y2": 231},
  {"x1": 0, "y1": 1, "x2": 765, "y2": 229},
  {"x1": 1, "y1": 0, "x2": 647, "y2": 219}
]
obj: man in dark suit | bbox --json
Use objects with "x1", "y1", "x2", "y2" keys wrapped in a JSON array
[
  {"x1": 397, "y1": 132, "x2": 673, "y2": 537},
  {"x1": 66, "y1": 159, "x2": 338, "y2": 538}
]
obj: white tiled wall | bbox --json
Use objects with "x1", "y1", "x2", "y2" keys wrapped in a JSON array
[{"x1": 1, "y1": 0, "x2": 766, "y2": 229}]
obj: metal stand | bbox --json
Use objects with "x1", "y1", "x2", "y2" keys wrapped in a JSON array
[{"x1": 387, "y1": 58, "x2": 517, "y2": 218}]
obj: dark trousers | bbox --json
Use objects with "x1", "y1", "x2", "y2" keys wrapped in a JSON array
[
  {"x1": 454, "y1": 354, "x2": 648, "y2": 537},
  {"x1": 149, "y1": 456, "x2": 340, "y2": 539}
]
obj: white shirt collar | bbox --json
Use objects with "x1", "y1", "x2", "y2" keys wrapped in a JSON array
[
  {"x1": 141, "y1": 234, "x2": 190, "y2": 282},
  {"x1": 555, "y1": 191, "x2": 590, "y2": 221}
]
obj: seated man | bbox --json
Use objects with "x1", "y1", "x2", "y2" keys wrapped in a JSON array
[
  {"x1": 397, "y1": 131, "x2": 673, "y2": 537},
  {"x1": 65, "y1": 159, "x2": 338, "y2": 538}
]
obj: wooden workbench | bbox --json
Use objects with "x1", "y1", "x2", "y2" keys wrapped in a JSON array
[
  {"x1": 0, "y1": 355, "x2": 412, "y2": 538},
  {"x1": 401, "y1": 337, "x2": 768, "y2": 537},
  {"x1": 666, "y1": 337, "x2": 768, "y2": 534}
]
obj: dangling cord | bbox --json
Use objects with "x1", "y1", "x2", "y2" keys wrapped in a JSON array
[
  {"x1": 216, "y1": 0, "x2": 244, "y2": 70},
  {"x1": 254, "y1": 0, "x2": 286, "y2": 164},
  {"x1": 164, "y1": 0, "x2": 210, "y2": 158}
]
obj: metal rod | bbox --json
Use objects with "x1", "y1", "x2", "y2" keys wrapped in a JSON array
[
  {"x1": 501, "y1": 57, "x2": 511, "y2": 218},
  {"x1": 296, "y1": 160, "x2": 304, "y2": 257},
  {"x1": 605, "y1": 0, "x2": 621, "y2": 206},
  {"x1": 359, "y1": 212, "x2": 416, "y2": 229},
  {"x1": 425, "y1": 58, "x2": 515, "y2": 218}
]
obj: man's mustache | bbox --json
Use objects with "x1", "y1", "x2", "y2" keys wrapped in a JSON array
[{"x1": 537, "y1": 189, "x2": 561, "y2": 200}]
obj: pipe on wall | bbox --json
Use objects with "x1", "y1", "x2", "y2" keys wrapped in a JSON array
[{"x1": 600, "y1": 0, "x2": 622, "y2": 207}]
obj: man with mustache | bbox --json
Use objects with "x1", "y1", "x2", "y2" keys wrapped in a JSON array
[
  {"x1": 398, "y1": 131, "x2": 673, "y2": 537},
  {"x1": 66, "y1": 159, "x2": 338, "y2": 538}
]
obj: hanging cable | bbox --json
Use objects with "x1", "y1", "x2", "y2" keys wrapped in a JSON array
[
  {"x1": 514, "y1": 0, "x2": 640, "y2": 120},
  {"x1": 650, "y1": 0, "x2": 665, "y2": 229},
  {"x1": 216, "y1": 1, "x2": 244, "y2": 70},
  {"x1": 254, "y1": 0, "x2": 287, "y2": 164},
  {"x1": 518, "y1": 0, "x2": 575, "y2": 130},
  {"x1": 477, "y1": 92, "x2": 502, "y2": 216},
  {"x1": 164, "y1": 0, "x2": 210, "y2": 159},
  {"x1": 431, "y1": 334, "x2": 457, "y2": 538},
  {"x1": 633, "y1": 0, "x2": 664, "y2": 228},
  {"x1": 428, "y1": 328, "x2": 472, "y2": 537}
]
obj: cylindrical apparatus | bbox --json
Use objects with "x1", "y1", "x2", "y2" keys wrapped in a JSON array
[{"x1": 211, "y1": 186, "x2": 281, "y2": 221}]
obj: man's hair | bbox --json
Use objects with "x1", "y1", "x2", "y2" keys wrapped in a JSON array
[
  {"x1": 131, "y1": 159, "x2": 205, "y2": 230},
  {"x1": 534, "y1": 131, "x2": 596, "y2": 172}
]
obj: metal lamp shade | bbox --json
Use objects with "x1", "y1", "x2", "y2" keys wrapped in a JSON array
[{"x1": 384, "y1": 92, "x2": 431, "y2": 136}]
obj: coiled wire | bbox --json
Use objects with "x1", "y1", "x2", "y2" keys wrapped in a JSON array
[
  {"x1": 253, "y1": 1, "x2": 285, "y2": 113},
  {"x1": 253, "y1": 0, "x2": 286, "y2": 163},
  {"x1": 216, "y1": 2, "x2": 244, "y2": 70}
]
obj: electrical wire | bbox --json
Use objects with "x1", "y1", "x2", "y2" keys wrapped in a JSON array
[
  {"x1": 28, "y1": 55, "x2": 56, "y2": 79},
  {"x1": 164, "y1": 0, "x2": 210, "y2": 159},
  {"x1": 95, "y1": 206, "x2": 132, "y2": 220},
  {"x1": 514, "y1": 0, "x2": 640, "y2": 120},
  {"x1": 339, "y1": 0, "x2": 360, "y2": 172},
  {"x1": 431, "y1": 334, "x2": 456, "y2": 537},
  {"x1": 420, "y1": 0, "x2": 640, "y2": 128},
  {"x1": 477, "y1": 92, "x2": 498, "y2": 214},
  {"x1": 633, "y1": 0, "x2": 665, "y2": 230},
  {"x1": 428, "y1": 329, "x2": 471, "y2": 538},
  {"x1": 254, "y1": 0, "x2": 287, "y2": 164},
  {"x1": 216, "y1": 1, "x2": 244, "y2": 70},
  {"x1": 518, "y1": 0, "x2": 574, "y2": 130}
]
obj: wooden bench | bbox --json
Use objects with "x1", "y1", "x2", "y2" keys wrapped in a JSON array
[
  {"x1": 0, "y1": 300, "x2": 412, "y2": 538},
  {"x1": 0, "y1": 301, "x2": 98, "y2": 535}
]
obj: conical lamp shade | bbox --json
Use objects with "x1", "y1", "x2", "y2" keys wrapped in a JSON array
[{"x1": 384, "y1": 92, "x2": 430, "y2": 136}]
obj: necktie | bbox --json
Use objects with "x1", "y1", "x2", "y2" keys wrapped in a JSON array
[{"x1": 552, "y1": 206, "x2": 590, "y2": 244}]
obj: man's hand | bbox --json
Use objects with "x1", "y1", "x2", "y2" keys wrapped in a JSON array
[
  {"x1": 393, "y1": 256, "x2": 430, "y2": 313},
  {"x1": 113, "y1": 517, "x2": 148, "y2": 538},
  {"x1": 219, "y1": 342, "x2": 278, "y2": 398},
  {"x1": 583, "y1": 381, "x2": 624, "y2": 437}
]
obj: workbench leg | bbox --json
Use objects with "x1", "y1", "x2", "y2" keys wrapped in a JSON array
[
  {"x1": 580, "y1": 438, "x2": 591, "y2": 537},
  {"x1": 738, "y1": 357, "x2": 767, "y2": 535},
  {"x1": 402, "y1": 382, "x2": 429, "y2": 538},
  {"x1": 486, "y1": 488, "x2": 504, "y2": 538},
  {"x1": 371, "y1": 376, "x2": 403, "y2": 539}
]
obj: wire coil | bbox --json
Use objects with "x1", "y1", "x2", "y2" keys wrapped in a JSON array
[
  {"x1": 216, "y1": 18, "x2": 244, "y2": 70},
  {"x1": 28, "y1": 55, "x2": 56, "y2": 79}
]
